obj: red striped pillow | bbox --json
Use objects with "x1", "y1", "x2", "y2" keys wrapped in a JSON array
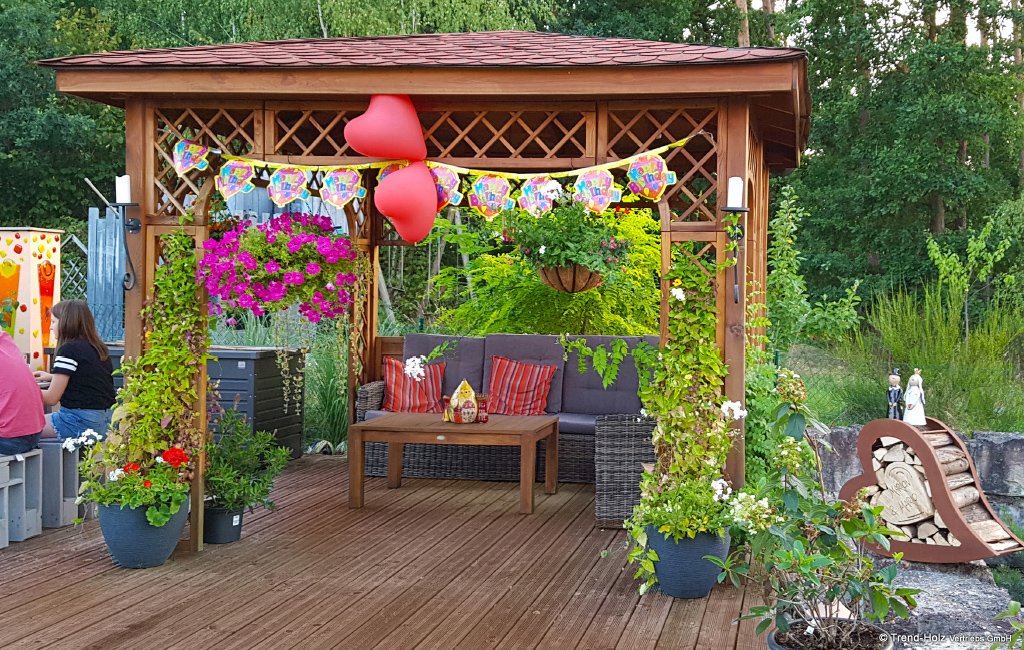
[
  {"x1": 382, "y1": 357, "x2": 446, "y2": 413},
  {"x1": 487, "y1": 356, "x2": 557, "y2": 416}
]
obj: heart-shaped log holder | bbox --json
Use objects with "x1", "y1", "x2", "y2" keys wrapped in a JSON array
[{"x1": 839, "y1": 416, "x2": 1023, "y2": 563}]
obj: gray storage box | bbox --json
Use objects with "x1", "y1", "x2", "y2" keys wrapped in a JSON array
[{"x1": 108, "y1": 345, "x2": 305, "y2": 459}]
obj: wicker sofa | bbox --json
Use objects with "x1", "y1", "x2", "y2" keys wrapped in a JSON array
[{"x1": 355, "y1": 333, "x2": 656, "y2": 484}]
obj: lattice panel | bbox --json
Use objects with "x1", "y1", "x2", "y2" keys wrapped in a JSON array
[
  {"x1": 153, "y1": 107, "x2": 258, "y2": 217},
  {"x1": 607, "y1": 107, "x2": 719, "y2": 223},
  {"x1": 422, "y1": 110, "x2": 589, "y2": 160},
  {"x1": 274, "y1": 109, "x2": 356, "y2": 157}
]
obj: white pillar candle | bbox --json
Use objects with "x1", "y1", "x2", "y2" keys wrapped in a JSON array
[
  {"x1": 115, "y1": 174, "x2": 132, "y2": 204},
  {"x1": 726, "y1": 176, "x2": 744, "y2": 209}
]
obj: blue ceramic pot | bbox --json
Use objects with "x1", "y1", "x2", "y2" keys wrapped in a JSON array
[
  {"x1": 98, "y1": 499, "x2": 189, "y2": 568},
  {"x1": 644, "y1": 525, "x2": 730, "y2": 599}
]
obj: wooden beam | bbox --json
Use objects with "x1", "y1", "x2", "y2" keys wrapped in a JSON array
[
  {"x1": 720, "y1": 98, "x2": 750, "y2": 489},
  {"x1": 123, "y1": 100, "x2": 148, "y2": 359},
  {"x1": 54, "y1": 63, "x2": 798, "y2": 101}
]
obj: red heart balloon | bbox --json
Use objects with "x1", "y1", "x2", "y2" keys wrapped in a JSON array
[
  {"x1": 374, "y1": 161, "x2": 436, "y2": 243},
  {"x1": 344, "y1": 95, "x2": 427, "y2": 161}
]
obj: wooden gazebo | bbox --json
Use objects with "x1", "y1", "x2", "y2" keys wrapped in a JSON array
[{"x1": 42, "y1": 31, "x2": 810, "y2": 545}]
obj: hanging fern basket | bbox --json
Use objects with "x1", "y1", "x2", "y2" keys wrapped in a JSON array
[{"x1": 537, "y1": 265, "x2": 604, "y2": 293}]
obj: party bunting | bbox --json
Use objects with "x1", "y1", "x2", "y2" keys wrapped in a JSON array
[
  {"x1": 173, "y1": 141, "x2": 210, "y2": 175},
  {"x1": 215, "y1": 160, "x2": 256, "y2": 200},
  {"x1": 626, "y1": 154, "x2": 677, "y2": 202},
  {"x1": 170, "y1": 136, "x2": 695, "y2": 219},
  {"x1": 468, "y1": 175, "x2": 514, "y2": 220},
  {"x1": 429, "y1": 164, "x2": 463, "y2": 211},
  {"x1": 573, "y1": 170, "x2": 621, "y2": 214},
  {"x1": 377, "y1": 162, "x2": 408, "y2": 183},
  {"x1": 517, "y1": 176, "x2": 558, "y2": 217},
  {"x1": 267, "y1": 167, "x2": 310, "y2": 207},
  {"x1": 321, "y1": 169, "x2": 366, "y2": 210}
]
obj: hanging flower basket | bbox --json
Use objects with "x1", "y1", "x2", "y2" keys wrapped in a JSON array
[{"x1": 537, "y1": 265, "x2": 604, "y2": 293}]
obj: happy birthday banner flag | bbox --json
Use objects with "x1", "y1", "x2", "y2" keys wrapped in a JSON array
[{"x1": 170, "y1": 136, "x2": 691, "y2": 216}]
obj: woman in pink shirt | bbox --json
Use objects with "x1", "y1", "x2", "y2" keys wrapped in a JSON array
[{"x1": 0, "y1": 331, "x2": 45, "y2": 454}]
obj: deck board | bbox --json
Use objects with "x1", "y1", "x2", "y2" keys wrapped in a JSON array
[{"x1": 0, "y1": 456, "x2": 767, "y2": 650}]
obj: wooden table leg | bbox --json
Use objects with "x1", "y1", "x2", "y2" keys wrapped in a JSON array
[
  {"x1": 387, "y1": 441, "x2": 404, "y2": 489},
  {"x1": 520, "y1": 439, "x2": 537, "y2": 514},
  {"x1": 545, "y1": 426, "x2": 558, "y2": 495},
  {"x1": 349, "y1": 431, "x2": 364, "y2": 508}
]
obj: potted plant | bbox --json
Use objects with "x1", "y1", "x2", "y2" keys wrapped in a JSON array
[
  {"x1": 616, "y1": 250, "x2": 744, "y2": 597},
  {"x1": 709, "y1": 369, "x2": 920, "y2": 650},
  {"x1": 77, "y1": 229, "x2": 209, "y2": 568},
  {"x1": 508, "y1": 181, "x2": 631, "y2": 293},
  {"x1": 204, "y1": 407, "x2": 291, "y2": 544}
]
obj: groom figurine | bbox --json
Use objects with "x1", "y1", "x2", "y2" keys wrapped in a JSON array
[{"x1": 886, "y1": 368, "x2": 904, "y2": 420}]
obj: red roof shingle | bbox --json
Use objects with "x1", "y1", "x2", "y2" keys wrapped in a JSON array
[{"x1": 39, "y1": 31, "x2": 805, "y2": 69}]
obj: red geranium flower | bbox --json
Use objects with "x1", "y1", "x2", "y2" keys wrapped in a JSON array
[
  {"x1": 162, "y1": 447, "x2": 189, "y2": 469},
  {"x1": 143, "y1": 480, "x2": 152, "y2": 488},
  {"x1": 123, "y1": 462, "x2": 141, "y2": 473}
]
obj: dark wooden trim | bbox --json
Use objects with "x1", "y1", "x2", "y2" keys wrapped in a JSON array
[{"x1": 55, "y1": 63, "x2": 798, "y2": 102}]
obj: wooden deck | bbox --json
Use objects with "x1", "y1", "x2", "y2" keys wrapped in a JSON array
[{"x1": 0, "y1": 456, "x2": 767, "y2": 649}]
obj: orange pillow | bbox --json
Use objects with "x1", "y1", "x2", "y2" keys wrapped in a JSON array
[
  {"x1": 383, "y1": 357, "x2": 446, "y2": 413},
  {"x1": 487, "y1": 355, "x2": 557, "y2": 416}
]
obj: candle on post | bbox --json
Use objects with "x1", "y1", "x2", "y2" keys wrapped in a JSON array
[
  {"x1": 115, "y1": 174, "x2": 132, "y2": 204},
  {"x1": 726, "y1": 176, "x2": 744, "y2": 211}
]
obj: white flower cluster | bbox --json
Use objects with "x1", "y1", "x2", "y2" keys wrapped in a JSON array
[
  {"x1": 670, "y1": 288, "x2": 686, "y2": 301},
  {"x1": 776, "y1": 436, "x2": 805, "y2": 474},
  {"x1": 107, "y1": 468, "x2": 125, "y2": 482},
  {"x1": 61, "y1": 428, "x2": 104, "y2": 452},
  {"x1": 541, "y1": 179, "x2": 563, "y2": 201},
  {"x1": 730, "y1": 491, "x2": 779, "y2": 532},
  {"x1": 720, "y1": 400, "x2": 748, "y2": 421},
  {"x1": 403, "y1": 355, "x2": 428, "y2": 382},
  {"x1": 711, "y1": 478, "x2": 732, "y2": 502},
  {"x1": 538, "y1": 245, "x2": 546, "y2": 255}
]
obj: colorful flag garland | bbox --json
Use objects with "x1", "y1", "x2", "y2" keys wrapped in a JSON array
[{"x1": 170, "y1": 137, "x2": 691, "y2": 218}]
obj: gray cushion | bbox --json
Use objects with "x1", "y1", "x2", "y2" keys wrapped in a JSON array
[
  {"x1": 482, "y1": 334, "x2": 565, "y2": 414},
  {"x1": 561, "y1": 335, "x2": 658, "y2": 415},
  {"x1": 404, "y1": 334, "x2": 486, "y2": 398},
  {"x1": 557, "y1": 412, "x2": 598, "y2": 435},
  {"x1": 364, "y1": 409, "x2": 389, "y2": 421}
]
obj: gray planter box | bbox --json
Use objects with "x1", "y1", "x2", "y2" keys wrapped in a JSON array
[{"x1": 108, "y1": 345, "x2": 305, "y2": 459}]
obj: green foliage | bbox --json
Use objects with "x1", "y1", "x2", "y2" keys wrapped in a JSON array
[
  {"x1": 994, "y1": 569, "x2": 1024, "y2": 606},
  {"x1": 711, "y1": 380, "x2": 918, "y2": 647},
  {"x1": 112, "y1": 230, "x2": 212, "y2": 458},
  {"x1": 509, "y1": 199, "x2": 631, "y2": 277},
  {"x1": 78, "y1": 229, "x2": 208, "y2": 525},
  {"x1": 206, "y1": 408, "x2": 290, "y2": 512},
  {"x1": 833, "y1": 283, "x2": 1024, "y2": 431},
  {"x1": 992, "y1": 600, "x2": 1024, "y2": 650},
  {"x1": 304, "y1": 321, "x2": 350, "y2": 450},
  {"x1": 79, "y1": 460, "x2": 190, "y2": 527},
  {"x1": 433, "y1": 207, "x2": 660, "y2": 335},
  {"x1": 744, "y1": 342, "x2": 778, "y2": 484},
  {"x1": 767, "y1": 186, "x2": 861, "y2": 358}
]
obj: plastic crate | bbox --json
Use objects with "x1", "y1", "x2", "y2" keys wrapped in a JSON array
[
  {"x1": 1, "y1": 449, "x2": 43, "y2": 542},
  {"x1": 39, "y1": 440, "x2": 80, "y2": 528}
]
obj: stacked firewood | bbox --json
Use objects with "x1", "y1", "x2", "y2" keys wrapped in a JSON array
[{"x1": 866, "y1": 434, "x2": 1019, "y2": 553}]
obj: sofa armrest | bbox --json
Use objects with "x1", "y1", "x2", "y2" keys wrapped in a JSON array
[{"x1": 355, "y1": 380, "x2": 385, "y2": 421}]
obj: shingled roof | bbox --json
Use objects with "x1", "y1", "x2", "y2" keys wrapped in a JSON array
[{"x1": 40, "y1": 30, "x2": 805, "y2": 69}]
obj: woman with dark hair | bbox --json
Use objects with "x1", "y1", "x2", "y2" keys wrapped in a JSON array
[
  {"x1": 0, "y1": 331, "x2": 45, "y2": 454},
  {"x1": 34, "y1": 300, "x2": 116, "y2": 440}
]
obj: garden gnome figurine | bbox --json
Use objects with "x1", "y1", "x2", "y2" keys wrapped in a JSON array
[
  {"x1": 902, "y1": 368, "x2": 926, "y2": 426},
  {"x1": 886, "y1": 368, "x2": 904, "y2": 420}
]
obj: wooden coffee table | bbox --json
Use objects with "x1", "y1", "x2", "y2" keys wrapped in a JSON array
[{"x1": 348, "y1": 412, "x2": 559, "y2": 514}]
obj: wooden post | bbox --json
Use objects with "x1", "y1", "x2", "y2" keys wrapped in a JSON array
[
  {"x1": 123, "y1": 100, "x2": 149, "y2": 358},
  {"x1": 720, "y1": 98, "x2": 750, "y2": 489}
]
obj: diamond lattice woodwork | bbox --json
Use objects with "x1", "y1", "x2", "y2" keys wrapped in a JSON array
[
  {"x1": 153, "y1": 107, "x2": 259, "y2": 218},
  {"x1": 606, "y1": 106, "x2": 719, "y2": 223},
  {"x1": 273, "y1": 108, "x2": 356, "y2": 158},
  {"x1": 421, "y1": 109, "x2": 590, "y2": 163}
]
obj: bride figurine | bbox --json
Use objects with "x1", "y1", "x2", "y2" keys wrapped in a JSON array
[{"x1": 902, "y1": 368, "x2": 926, "y2": 426}]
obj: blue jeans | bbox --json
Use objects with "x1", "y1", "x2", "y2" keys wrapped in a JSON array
[
  {"x1": 50, "y1": 408, "x2": 112, "y2": 441},
  {"x1": 0, "y1": 433, "x2": 41, "y2": 455}
]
